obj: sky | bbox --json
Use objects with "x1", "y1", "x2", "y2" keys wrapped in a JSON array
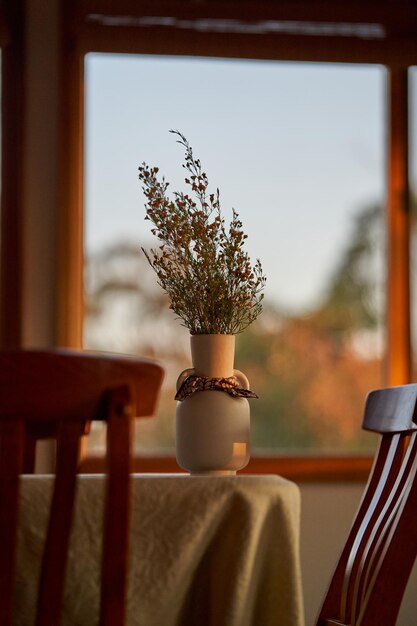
[{"x1": 84, "y1": 54, "x2": 390, "y2": 313}]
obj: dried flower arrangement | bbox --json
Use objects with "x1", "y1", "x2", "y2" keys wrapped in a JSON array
[{"x1": 138, "y1": 130, "x2": 266, "y2": 335}]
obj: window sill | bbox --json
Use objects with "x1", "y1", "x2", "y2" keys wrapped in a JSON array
[{"x1": 80, "y1": 453, "x2": 373, "y2": 483}]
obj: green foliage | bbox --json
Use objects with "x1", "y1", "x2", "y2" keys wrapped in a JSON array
[
  {"x1": 139, "y1": 131, "x2": 266, "y2": 335},
  {"x1": 306, "y1": 204, "x2": 384, "y2": 345}
]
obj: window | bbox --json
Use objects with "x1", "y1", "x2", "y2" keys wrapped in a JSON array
[
  {"x1": 84, "y1": 55, "x2": 385, "y2": 455},
  {"x1": 53, "y1": 2, "x2": 417, "y2": 476}
]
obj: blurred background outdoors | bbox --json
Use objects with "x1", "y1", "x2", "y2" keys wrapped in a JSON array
[{"x1": 83, "y1": 56, "x2": 417, "y2": 455}]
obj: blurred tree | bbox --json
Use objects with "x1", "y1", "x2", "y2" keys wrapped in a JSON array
[
  {"x1": 236, "y1": 204, "x2": 385, "y2": 450},
  {"x1": 309, "y1": 204, "x2": 383, "y2": 343},
  {"x1": 84, "y1": 203, "x2": 386, "y2": 452}
]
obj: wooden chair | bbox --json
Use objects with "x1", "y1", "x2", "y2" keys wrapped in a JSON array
[
  {"x1": 316, "y1": 383, "x2": 417, "y2": 626},
  {"x1": 0, "y1": 349, "x2": 164, "y2": 626}
]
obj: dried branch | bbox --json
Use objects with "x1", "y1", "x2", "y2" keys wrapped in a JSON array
[{"x1": 138, "y1": 131, "x2": 266, "y2": 335}]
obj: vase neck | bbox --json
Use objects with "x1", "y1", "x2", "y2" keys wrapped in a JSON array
[{"x1": 191, "y1": 334, "x2": 235, "y2": 378}]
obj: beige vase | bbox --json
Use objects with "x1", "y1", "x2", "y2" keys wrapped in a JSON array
[{"x1": 175, "y1": 334, "x2": 251, "y2": 475}]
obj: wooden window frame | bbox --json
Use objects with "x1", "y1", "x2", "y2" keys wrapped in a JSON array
[{"x1": 55, "y1": 1, "x2": 416, "y2": 480}]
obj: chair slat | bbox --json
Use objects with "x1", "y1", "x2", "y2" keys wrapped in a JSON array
[
  {"x1": 354, "y1": 432, "x2": 417, "y2": 621},
  {"x1": 341, "y1": 434, "x2": 406, "y2": 623},
  {"x1": 319, "y1": 435, "x2": 406, "y2": 624},
  {"x1": 100, "y1": 385, "x2": 133, "y2": 626},
  {"x1": 356, "y1": 433, "x2": 417, "y2": 625},
  {"x1": 0, "y1": 421, "x2": 24, "y2": 626},
  {"x1": 36, "y1": 419, "x2": 84, "y2": 626}
]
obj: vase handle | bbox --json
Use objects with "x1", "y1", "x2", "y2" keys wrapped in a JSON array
[
  {"x1": 233, "y1": 369, "x2": 250, "y2": 390},
  {"x1": 176, "y1": 368, "x2": 195, "y2": 392}
]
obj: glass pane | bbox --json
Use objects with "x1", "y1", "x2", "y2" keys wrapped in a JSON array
[{"x1": 84, "y1": 55, "x2": 386, "y2": 454}]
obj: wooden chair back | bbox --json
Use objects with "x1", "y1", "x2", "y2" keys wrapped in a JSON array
[
  {"x1": 316, "y1": 383, "x2": 417, "y2": 626},
  {"x1": 0, "y1": 349, "x2": 164, "y2": 626}
]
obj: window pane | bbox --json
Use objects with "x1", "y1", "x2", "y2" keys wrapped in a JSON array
[{"x1": 84, "y1": 55, "x2": 386, "y2": 453}]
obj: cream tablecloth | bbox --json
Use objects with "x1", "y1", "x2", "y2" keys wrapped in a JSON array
[{"x1": 15, "y1": 474, "x2": 304, "y2": 626}]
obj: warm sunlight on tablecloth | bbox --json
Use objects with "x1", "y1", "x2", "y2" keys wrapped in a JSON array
[{"x1": 16, "y1": 474, "x2": 304, "y2": 626}]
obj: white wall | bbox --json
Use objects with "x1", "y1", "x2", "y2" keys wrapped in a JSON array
[
  {"x1": 23, "y1": 0, "x2": 60, "y2": 347},
  {"x1": 22, "y1": 0, "x2": 60, "y2": 472},
  {"x1": 300, "y1": 483, "x2": 417, "y2": 625}
]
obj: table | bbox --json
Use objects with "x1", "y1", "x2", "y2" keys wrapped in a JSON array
[{"x1": 15, "y1": 474, "x2": 305, "y2": 626}]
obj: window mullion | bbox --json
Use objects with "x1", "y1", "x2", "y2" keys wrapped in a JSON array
[
  {"x1": 56, "y1": 0, "x2": 84, "y2": 348},
  {"x1": 386, "y1": 66, "x2": 411, "y2": 385}
]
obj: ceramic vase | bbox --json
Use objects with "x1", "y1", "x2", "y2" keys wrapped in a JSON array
[{"x1": 175, "y1": 334, "x2": 250, "y2": 475}]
